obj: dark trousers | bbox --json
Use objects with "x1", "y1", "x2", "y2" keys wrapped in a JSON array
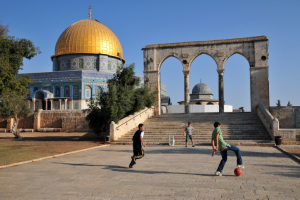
[
  {"x1": 217, "y1": 144, "x2": 243, "y2": 172},
  {"x1": 133, "y1": 143, "x2": 144, "y2": 159}
]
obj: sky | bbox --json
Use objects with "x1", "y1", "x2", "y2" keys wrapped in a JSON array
[{"x1": 1, "y1": 0, "x2": 300, "y2": 111}]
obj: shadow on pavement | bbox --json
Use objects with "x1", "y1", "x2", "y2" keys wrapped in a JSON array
[{"x1": 54, "y1": 162, "x2": 233, "y2": 177}]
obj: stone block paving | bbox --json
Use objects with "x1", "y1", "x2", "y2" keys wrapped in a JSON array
[{"x1": 0, "y1": 145, "x2": 300, "y2": 199}]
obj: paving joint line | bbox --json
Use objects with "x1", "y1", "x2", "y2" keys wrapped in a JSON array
[
  {"x1": 275, "y1": 146, "x2": 300, "y2": 164},
  {"x1": 0, "y1": 144, "x2": 110, "y2": 169}
]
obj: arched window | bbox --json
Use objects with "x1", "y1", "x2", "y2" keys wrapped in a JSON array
[
  {"x1": 85, "y1": 86, "x2": 91, "y2": 99},
  {"x1": 34, "y1": 87, "x2": 39, "y2": 92},
  {"x1": 96, "y1": 87, "x2": 102, "y2": 99},
  {"x1": 73, "y1": 85, "x2": 79, "y2": 99},
  {"x1": 65, "y1": 86, "x2": 69, "y2": 97},
  {"x1": 55, "y1": 86, "x2": 60, "y2": 97}
]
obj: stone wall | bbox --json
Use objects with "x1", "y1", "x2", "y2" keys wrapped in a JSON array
[
  {"x1": 62, "y1": 117, "x2": 90, "y2": 132},
  {"x1": 0, "y1": 110, "x2": 91, "y2": 132},
  {"x1": 277, "y1": 129, "x2": 297, "y2": 145},
  {"x1": 258, "y1": 103, "x2": 300, "y2": 145},
  {"x1": 269, "y1": 106, "x2": 300, "y2": 128},
  {"x1": 17, "y1": 115, "x2": 34, "y2": 129},
  {"x1": 38, "y1": 110, "x2": 90, "y2": 132}
]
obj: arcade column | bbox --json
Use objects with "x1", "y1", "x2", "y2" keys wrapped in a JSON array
[
  {"x1": 183, "y1": 70, "x2": 190, "y2": 114},
  {"x1": 217, "y1": 69, "x2": 225, "y2": 113}
]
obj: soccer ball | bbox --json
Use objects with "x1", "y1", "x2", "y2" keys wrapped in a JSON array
[{"x1": 234, "y1": 168, "x2": 242, "y2": 176}]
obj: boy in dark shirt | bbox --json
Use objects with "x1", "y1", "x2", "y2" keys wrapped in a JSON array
[{"x1": 129, "y1": 124, "x2": 146, "y2": 168}]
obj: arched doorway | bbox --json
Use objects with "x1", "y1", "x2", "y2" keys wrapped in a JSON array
[{"x1": 35, "y1": 91, "x2": 51, "y2": 110}]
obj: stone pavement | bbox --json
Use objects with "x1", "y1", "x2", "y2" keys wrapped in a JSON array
[{"x1": 0, "y1": 145, "x2": 299, "y2": 200}]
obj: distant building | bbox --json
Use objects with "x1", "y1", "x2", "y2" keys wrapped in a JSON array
[{"x1": 178, "y1": 80, "x2": 219, "y2": 105}]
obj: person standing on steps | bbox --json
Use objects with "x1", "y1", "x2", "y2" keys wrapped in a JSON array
[
  {"x1": 211, "y1": 121, "x2": 244, "y2": 176},
  {"x1": 129, "y1": 124, "x2": 146, "y2": 168},
  {"x1": 183, "y1": 122, "x2": 195, "y2": 147}
]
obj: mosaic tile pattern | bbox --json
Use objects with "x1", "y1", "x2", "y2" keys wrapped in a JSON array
[{"x1": 71, "y1": 59, "x2": 77, "y2": 69}]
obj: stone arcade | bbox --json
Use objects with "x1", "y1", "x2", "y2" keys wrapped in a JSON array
[{"x1": 142, "y1": 36, "x2": 270, "y2": 116}]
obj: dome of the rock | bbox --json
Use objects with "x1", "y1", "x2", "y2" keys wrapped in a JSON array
[{"x1": 53, "y1": 19, "x2": 124, "y2": 61}]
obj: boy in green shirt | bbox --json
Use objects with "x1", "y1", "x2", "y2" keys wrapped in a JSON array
[{"x1": 211, "y1": 122, "x2": 244, "y2": 176}]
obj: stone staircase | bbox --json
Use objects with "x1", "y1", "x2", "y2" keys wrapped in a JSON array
[{"x1": 111, "y1": 113, "x2": 274, "y2": 146}]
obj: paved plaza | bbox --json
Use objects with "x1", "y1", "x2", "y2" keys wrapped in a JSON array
[{"x1": 0, "y1": 145, "x2": 299, "y2": 199}]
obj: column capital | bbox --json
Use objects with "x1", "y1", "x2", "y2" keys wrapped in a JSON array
[
  {"x1": 64, "y1": 99, "x2": 68, "y2": 102},
  {"x1": 217, "y1": 68, "x2": 225, "y2": 75},
  {"x1": 182, "y1": 70, "x2": 191, "y2": 76},
  {"x1": 32, "y1": 98, "x2": 36, "y2": 102},
  {"x1": 50, "y1": 99, "x2": 53, "y2": 102},
  {"x1": 44, "y1": 98, "x2": 48, "y2": 101},
  {"x1": 59, "y1": 99, "x2": 62, "y2": 102}
]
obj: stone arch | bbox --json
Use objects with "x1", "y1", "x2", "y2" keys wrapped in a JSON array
[
  {"x1": 158, "y1": 55, "x2": 183, "y2": 71},
  {"x1": 35, "y1": 91, "x2": 44, "y2": 99},
  {"x1": 223, "y1": 52, "x2": 251, "y2": 68},
  {"x1": 189, "y1": 53, "x2": 218, "y2": 69},
  {"x1": 143, "y1": 36, "x2": 270, "y2": 116}
]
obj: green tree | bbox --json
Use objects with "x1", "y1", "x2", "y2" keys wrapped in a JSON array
[
  {"x1": 84, "y1": 63, "x2": 157, "y2": 135},
  {"x1": 0, "y1": 22, "x2": 40, "y2": 139},
  {"x1": 0, "y1": 92, "x2": 32, "y2": 139}
]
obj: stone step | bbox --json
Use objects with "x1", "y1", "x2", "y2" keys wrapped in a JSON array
[
  {"x1": 37, "y1": 128, "x2": 61, "y2": 132},
  {"x1": 113, "y1": 113, "x2": 272, "y2": 146},
  {"x1": 0, "y1": 128, "x2": 7, "y2": 133},
  {"x1": 111, "y1": 141, "x2": 275, "y2": 147}
]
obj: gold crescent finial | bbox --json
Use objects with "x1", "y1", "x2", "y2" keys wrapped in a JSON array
[{"x1": 88, "y1": 6, "x2": 92, "y2": 19}]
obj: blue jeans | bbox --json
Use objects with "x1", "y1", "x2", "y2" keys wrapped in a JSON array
[
  {"x1": 186, "y1": 134, "x2": 193, "y2": 142},
  {"x1": 217, "y1": 144, "x2": 243, "y2": 172}
]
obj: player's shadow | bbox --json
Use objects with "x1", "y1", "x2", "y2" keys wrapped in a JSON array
[{"x1": 55, "y1": 162, "x2": 233, "y2": 177}]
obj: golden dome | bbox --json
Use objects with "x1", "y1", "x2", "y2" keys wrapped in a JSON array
[{"x1": 53, "y1": 19, "x2": 124, "y2": 61}]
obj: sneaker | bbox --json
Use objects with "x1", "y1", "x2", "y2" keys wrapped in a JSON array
[
  {"x1": 186, "y1": 144, "x2": 188, "y2": 147},
  {"x1": 237, "y1": 165, "x2": 244, "y2": 169},
  {"x1": 215, "y1": 171, "x2": 222, "y2": 176},
  {"x1": 192, "y1": 144, "x2": 195, "y2": 147}
]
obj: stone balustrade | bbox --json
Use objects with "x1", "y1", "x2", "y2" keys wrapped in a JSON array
[
  {"x1": 110, "y1": 107, "x2": 154, "y2": 142},
  {"x1": 257, "y1": 102, "x2": 297, "y2": 144}
]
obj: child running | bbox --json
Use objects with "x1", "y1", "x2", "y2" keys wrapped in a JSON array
[
  {"x1": 129, "y1": 124, "x2": 146, "y2": 168},
  {"x1": 183, "y1": 122, "x2": 195, "y2": 147},
  {"x1": 211, "y1": 122, "x2": 244, "y2": 176}
]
